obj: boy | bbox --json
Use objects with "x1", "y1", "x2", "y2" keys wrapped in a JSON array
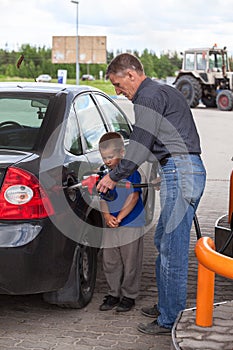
[{"x1": 98, "y1": 132, "x2": 145, "y2": 312}]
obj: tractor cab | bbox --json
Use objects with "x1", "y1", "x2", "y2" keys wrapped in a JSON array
[{"x1": 182, "y1": 46, "x2": 229, "y2": 74}]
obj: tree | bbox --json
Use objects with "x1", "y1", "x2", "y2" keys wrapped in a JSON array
[
  {"x1": 140, "y1": 49, "x2": 156, "y2": 77},
  {"x1": 0, "y1": 44, "x2": 183, "y2": 80},
  {"x1": 154, "y1": 53, "x2": 179, "y2": 79}
]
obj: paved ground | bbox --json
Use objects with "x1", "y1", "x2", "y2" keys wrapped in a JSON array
[
  {"x1": 0, "y1": 179, "x2": 230, "y2": 350},
  {"x1": 172, "y1": 182, "x2": 233, "y2": 350},
  {"x1": 173, "y1": 301, "x2": 233, "y2": 350},
  {"x1": 0, "y1": 104, "x2": 232, "y2": 349}
]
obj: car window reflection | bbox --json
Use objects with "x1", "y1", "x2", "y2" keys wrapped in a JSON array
[{"x1": 74, "y1": 94, "x2": 107, "y2": 152}]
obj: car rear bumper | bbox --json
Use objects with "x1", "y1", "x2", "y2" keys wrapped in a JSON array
[
  {"x1": 215, "y1": 214, "x2": 232, "y2": 257},
  {"x1": 0, "y1": 218, "x2": 76, "y2": 294},
  {"x1": 0, "y1": 222, "x2": 42, "y2": 247}
]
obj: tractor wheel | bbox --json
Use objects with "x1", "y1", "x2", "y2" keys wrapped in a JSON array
[
  {"x1": 175, "y1": 75, "x2": 202, "y2": 108},
  {"x1": 216, "y1": 90, "x2": 233, "y2": 111},
  {"x1": 201, "y1": 95, "x2": 217, "y2": 108}
]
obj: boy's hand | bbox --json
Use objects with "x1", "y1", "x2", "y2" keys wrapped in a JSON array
[
  {"x1": 104, "y1": 213, "x2": 119, "y2": 228},
  {"x1": 97, "y1": 173, "x2": 116, "y2": 193}
]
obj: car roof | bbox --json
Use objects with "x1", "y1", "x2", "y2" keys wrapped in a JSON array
[{"x1": 0, "y1": 82, "x2": 100, "y2": 94}]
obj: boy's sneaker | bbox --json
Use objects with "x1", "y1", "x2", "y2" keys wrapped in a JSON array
[
  {"x1": 141, "y1": 304, "x2": 160, "y2": 318},
  {"x1": 137, "y1": 320, "x2": 171, "y2": 335},
  {"x1": 116, "y1": 296, "x2": 135, "y2": 312},
  {"x1": 99, "y1": 295, "x2": 120, "y2": 311}
]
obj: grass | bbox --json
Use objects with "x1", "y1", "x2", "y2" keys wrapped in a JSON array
[
  {"x1": 81, "y1": 80, "x2": 116, "y2": 96},
  {"x1": 0, "y1": 76, "x2": 116, "y2": 96}
]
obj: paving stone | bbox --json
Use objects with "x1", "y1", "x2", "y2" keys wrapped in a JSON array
[{"x1": 0, "y1": 179, "x2": 232, "y2": 350}]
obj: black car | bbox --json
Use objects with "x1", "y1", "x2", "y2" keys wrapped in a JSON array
[{"x1": 0, "y1": 82, "x2": 156, "y2": 308}]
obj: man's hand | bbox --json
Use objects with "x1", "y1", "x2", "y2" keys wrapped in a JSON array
[{"x1": 96, "y1": 173, "x2": 116, "y2": 193}]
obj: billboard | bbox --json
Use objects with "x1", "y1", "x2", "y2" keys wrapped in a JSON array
[{"x1": 52, "y1": 36, "x2": 107, "y2": 64}]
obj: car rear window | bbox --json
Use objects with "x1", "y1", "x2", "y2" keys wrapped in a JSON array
[{"x1": 0, "y1": 97, "x2": 49, "y2": 150}]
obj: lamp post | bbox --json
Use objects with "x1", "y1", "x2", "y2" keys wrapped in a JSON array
[{"x1": 71, "y1": 0, "x2": 79, "y2": 84}]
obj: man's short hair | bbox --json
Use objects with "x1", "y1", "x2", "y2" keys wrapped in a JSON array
[
  {"x1": 99, "y1": 132, "x2": 124, "y2": 152},
  {"x1": 106, "y1": 53, "x2": 144, "y2": 78}
]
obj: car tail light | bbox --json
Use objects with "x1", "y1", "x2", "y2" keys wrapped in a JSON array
[
  {"x1": 4, "y1": 185, "x2": 33, "y2": 205},
  {"x1": 0, "y1": 167, "x2": 54, "y2": 220}
]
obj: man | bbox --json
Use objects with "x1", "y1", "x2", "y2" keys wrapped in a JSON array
[{"x1": 97, "y1": 53, "x2": 206, "y2": 334}]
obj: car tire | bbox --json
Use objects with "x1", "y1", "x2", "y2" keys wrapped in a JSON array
[{"x1": 43, "y1": 244, "x2": 98, "y2": 308}]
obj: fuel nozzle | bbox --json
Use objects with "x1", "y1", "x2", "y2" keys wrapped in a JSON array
[
  {"x1": 66, "y1": 165, "x2": 110, "y2": 195},
  {"x1": 67, "y1": 174, "x2": 100, "y2": 195},
  {"x1": 66, "y1": 165, "x2": 161, "y2": 196}
]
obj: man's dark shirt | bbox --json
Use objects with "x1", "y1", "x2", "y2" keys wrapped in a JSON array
[{"x1": 110, "y1": 77, "x2": 201, "y2": 182}]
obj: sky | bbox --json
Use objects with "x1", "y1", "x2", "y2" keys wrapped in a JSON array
[{"x1": 1, "y1": 0, "x2": 233, "y2": 56}]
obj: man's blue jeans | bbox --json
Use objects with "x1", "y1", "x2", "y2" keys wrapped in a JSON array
[{"x1": 154, "y1": 154, "x2": 206, "y2": 329}]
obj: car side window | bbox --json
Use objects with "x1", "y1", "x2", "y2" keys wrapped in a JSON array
[
  {"x1": 64, "y1": 105, "x2": 82, "y2": 155},
  {"x1": 94, "y1": 94, "x2": 131, "y2": 140},
  {"x1": 74, "y1": 94, "x2": 107, "y2": 152}
]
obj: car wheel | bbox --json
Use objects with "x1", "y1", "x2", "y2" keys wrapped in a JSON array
[{"x1": 43, "y1": 245, "x2": 98, "y2": 308}]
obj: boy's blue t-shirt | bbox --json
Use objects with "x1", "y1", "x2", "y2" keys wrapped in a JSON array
[{"x1": 100, "y1": 170, "x2": 145, "y2": 227}]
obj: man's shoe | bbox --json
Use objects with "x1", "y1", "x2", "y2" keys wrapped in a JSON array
[
  {"x1": 116, "y1": 296, "x2": 135, "y2": 312},
  {"x1": 137, "y1": 320, "x2": 171, "y2": 335},
  {"x1": 141, "y1": 304, "x2": 160, "y2": 318},
  {"x1": 99, "y1": 295, "x2": 120, "y2": 311}
]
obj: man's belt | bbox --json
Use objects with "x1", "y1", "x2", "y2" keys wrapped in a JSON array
[{"x1": 159, "y1": 153, "x2": 200, "y2": 166}]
